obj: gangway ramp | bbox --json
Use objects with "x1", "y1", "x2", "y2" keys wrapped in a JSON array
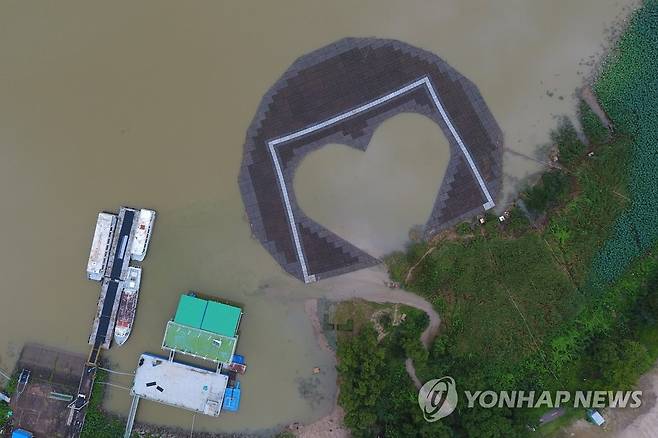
[
  {"x1": 124, "y1": 394, "x2": 140, "y2": 438},
  {"x1": 88, "y1": 279, "x2": 123, "y2": 350},
  {"x1": 104, "y1": 207, "x2": 136, "y2": 281}
]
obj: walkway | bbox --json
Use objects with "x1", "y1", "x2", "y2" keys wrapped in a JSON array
[
  {"x1": 240, "y1": 37, "x2": 502, "y2": 283},
  {"x1": 318, "y1": 267, "x2": 441, "y2": 348}
]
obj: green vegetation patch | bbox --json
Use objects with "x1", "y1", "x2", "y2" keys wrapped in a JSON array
[
  {"x1": 553, "y1": 117, "x2": 586, "y2": 167},
  {"x1": 591, "y1": 0, "x2": 658, "y2": 285},
  {"x1": 337, "y1": 309, "x2": 444, "y2": 437},
  {"x1": 336, "y1": 3, "x2": 658, "y2": 436},
  {"x1": 404, "y1": 234, "x2": 577, "y2": 371},
  {"x1": 578, "y1": 100, "x2": 610, "y2": 145},
  {"x1": 545, "y1": 137, "x2": 630, "y2": 286},
  {"x1": 81, "y1": 370, "x2": 128, "y2": 438},
  {"x1": 523, "y1": 170, "x2": 571, "y2": 214}
]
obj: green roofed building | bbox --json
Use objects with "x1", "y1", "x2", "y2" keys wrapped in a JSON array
[
  {"x1": 174, "y1": 294, "x2": 207, "y2": 328},
  {"x1": 202, "y1": 301, "x2": 242, "y2": 337},
  {"x1": 163, "y1": 294, "x2": 243, "y2": 364}
]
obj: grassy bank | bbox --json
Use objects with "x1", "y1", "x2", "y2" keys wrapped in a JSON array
[
  {"x1": 0, "y1": 375, "x2": 17, "y2": 431},
  {"x1": 335, "y1": 2, "x2": 658, "y2": 436},
  {"x1": 334, "y1": 303, "x2": 439, "y2": 436},
  {"x1": 80, "y1": 370, "x2": 129, "y2": 438}
]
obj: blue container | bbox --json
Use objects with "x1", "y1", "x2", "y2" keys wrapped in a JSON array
[
  {"x1": 12, "y1": 429, "x2": 34, "y2": 438},
  {"x1": 223, "y1": 381, "x2": 241, "y2": 412},
  {"x1": 231, "y1": 354, "x2": 245, "y2": 365}
]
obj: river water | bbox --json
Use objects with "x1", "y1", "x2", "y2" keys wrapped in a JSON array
[{"x1": 0, "y1": 0, "x2": 636, "y2": 434}]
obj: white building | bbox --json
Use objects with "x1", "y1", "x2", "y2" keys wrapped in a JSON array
[{"x1": 132, "y1": 354, "x2": 228, "y2": 417}]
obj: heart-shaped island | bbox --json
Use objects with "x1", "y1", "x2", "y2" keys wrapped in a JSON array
[{"x1": 239, "y1": 38, "x2": 503, "y2": 283}]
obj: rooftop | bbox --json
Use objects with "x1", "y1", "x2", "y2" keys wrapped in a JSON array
[
  {"x1": 87, "y1": 212, "x2": 116, "y2": 278},
  {"x1": 162, "y1": 321, "x2": 237, "y2": 364},
  {"x1": 132, "y1": 354, "x2": 228, "y2": 417},
  {"x1": 174, "y1": 294, "x2": 242, "y2": 338}
]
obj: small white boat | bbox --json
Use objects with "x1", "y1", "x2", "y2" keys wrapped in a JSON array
[{"x1": 130, "y1": 209, "x2": 156, "y2": 262}]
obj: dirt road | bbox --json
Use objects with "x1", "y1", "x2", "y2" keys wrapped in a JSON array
[{"x1": 316, "y1": 266, "x2": 441, "y2": 348}]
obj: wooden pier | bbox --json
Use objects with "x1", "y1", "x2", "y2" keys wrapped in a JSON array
[
  {"x1": 65, "y1": 207, "x2": 142, "y2": 437},
  {"x1": 123, "y1": 395, "x2": 140, "y2": 438}
]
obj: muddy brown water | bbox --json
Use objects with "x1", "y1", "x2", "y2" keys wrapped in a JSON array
[{"x1": 0, "y1": 0, "x2": 637, "y2": 433}]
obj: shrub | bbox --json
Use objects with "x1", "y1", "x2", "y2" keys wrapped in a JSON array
[
  {"x1": 524, "y1": 170, "x2": 570, "y2": 213},
  {"x1": 456, "y1": 221, "x2": 473, "y2": 236},
  {"x1": 578, "y1": 100, "x2": 610, "y2": 145},
  {"x1": 553, "y1": 117, "x2": 586, "y2": 166}
]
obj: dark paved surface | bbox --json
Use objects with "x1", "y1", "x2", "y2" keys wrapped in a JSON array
[
  {"x1": 9, "y1": 344, "x2": 86, "y2": 438},
  {"x1": 109, "y1": 209, "x2": 135, "y2": 280},
  {"x1": 239, "y1": 38, "x2": 503, "y2": 282},
  {"x1": 94, "y1": 279, "x2": 119, "y2": 348}
]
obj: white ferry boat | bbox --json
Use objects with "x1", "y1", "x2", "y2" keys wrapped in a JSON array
[
  {"x1": 114, "y1": 266, "x2": 142, "y2": 346},
  {"x1": 130, "y1": 209, "x2": 156, "y2": 262},
  {"x1": 87, "y1": 213, "x2": 117, "y2": 281}
]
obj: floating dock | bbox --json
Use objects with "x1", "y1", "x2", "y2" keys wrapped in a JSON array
[
  {"x1": 88, "y1": 207, "x2": 137, "y2": 351},
  {"x1": 132, "y1": 354, "x2": 228, "y2": 417},
  {"x1": 161, "y1": 295, "x2": 242, "y2": 365},
  {"x1": 67, "y1": 206, "x2": 156, "y2": 438},
  {"x1": 104, "y1": 207, "x2": 137, "y2": 281},
  {"x1": 87, "y1": 207, "x2": 155, "y2": 352},
  {"x1": 88, "y1": 279, "x2": 122, "y2": 350},
  {"x1": 125, "y1": 293, "x2": 246, "y2": 437}
]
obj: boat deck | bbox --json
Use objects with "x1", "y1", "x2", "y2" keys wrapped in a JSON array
[
  {"x1": 86, "y1": 213, "x2": 117, "y2": 281},
  {"x1": 162, "y1": 321, "x2": 238, "y2": 364}
]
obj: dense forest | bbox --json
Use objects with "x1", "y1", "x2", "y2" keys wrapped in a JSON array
[{"x1": 336, "y1": 1, "x2": 658, "y2": 436}]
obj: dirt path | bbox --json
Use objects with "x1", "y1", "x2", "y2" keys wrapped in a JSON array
[
  {"x1": 316, "y1": 266, "x2": 441, "y2": 348},
  {"x1": 580, "y1": 85, "x2": 613, "y2": 130},
  {"x1": 405, "y1": 357, "x2": 423, "y2": 390},
  {"x1": 291, "y1": 266, "x2": 441, "y2": 437}
]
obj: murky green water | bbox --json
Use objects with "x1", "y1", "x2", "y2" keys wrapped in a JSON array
[{"x1": 0, "y1": 0, "x2": 636, "y2": 433}]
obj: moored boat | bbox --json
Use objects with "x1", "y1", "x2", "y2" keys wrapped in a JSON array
[
  {"x1": 114, "y1": 267, "x2": 141, "y2": 346},
  {"x1": 131, "y1": 209, "x2": 156, "y2": 262}
]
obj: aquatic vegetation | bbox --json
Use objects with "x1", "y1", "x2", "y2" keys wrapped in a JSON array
[{"x1": 592, "y1": 0, "x2": 658, "y2": 285}]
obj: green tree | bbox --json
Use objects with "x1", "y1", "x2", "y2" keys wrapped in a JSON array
[
  {"x1": 553, "y1": 117, "x2": 586, "y2": 166},
  {"x1": 578, "y1": 100, "x2": 609, "y2": 145},
  {"x1": 587, "y1": 338, "x2": 652, "y2": 389},
  {"x1": 337, "y1": 327, "x2": 387, "y2": 436}
]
